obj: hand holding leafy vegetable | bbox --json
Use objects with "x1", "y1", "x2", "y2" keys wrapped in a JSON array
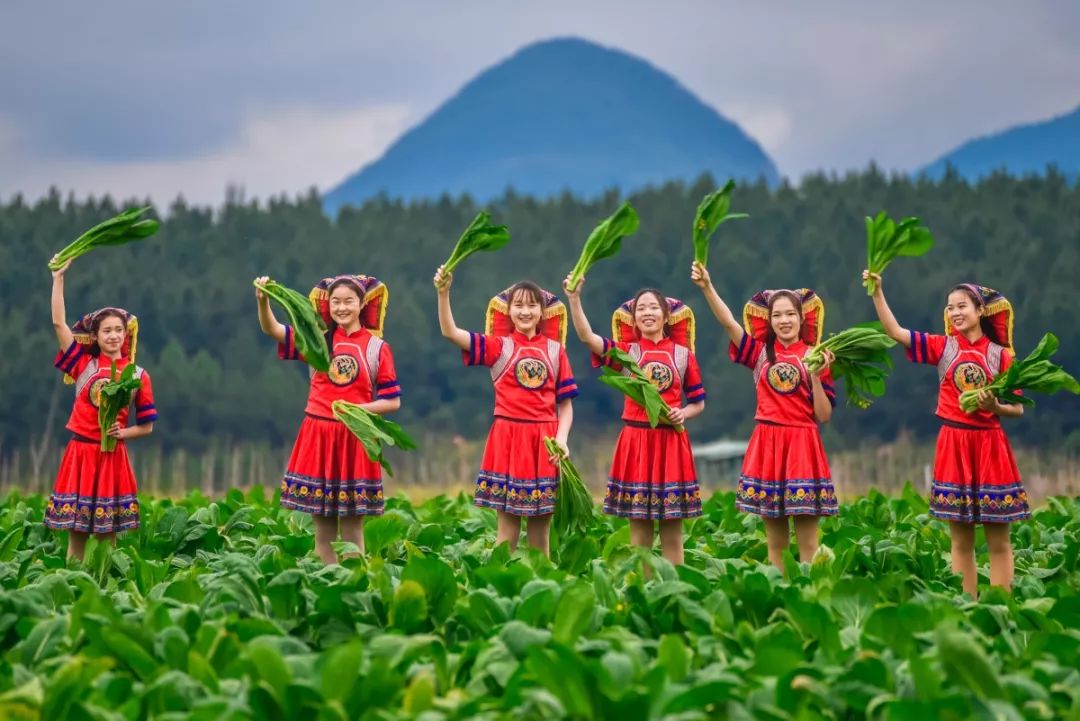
[
  {"x1": 98, "y1": 362, "x2": 142, "y2": 452},
  {"x1": 566, "y1": 202, "x2": 639, "y2": 292},
  {"x1": 544, "y1": 437, "x2": 594, "y2": 536},
  {"x1": 332, "y1": 400, "x2": 417, "y2": 477},
  {"x1": 49, "y1": 207, "x2": 160, "y2": 270},
  {"x1": 599, "y1": 347, "x2": 682, "y2": 430},
  {"x1": 254, "y1": 278, "x2": 331, "y2": 373},
  {"x1": 863, "y1": 211, "x2": 934, "y2": 296},
  {"x1": 958, "y1": 333, "x2": 1080, "y2": 413},
  {"x1": 440, "y1": 212, "x2": 511, "y2": 277},
  {"x1": 804, "y1": 322, "x2": 898, "y2": 409}
]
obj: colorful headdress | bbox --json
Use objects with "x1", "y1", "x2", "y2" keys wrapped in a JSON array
[
  {"x1": 309, "y1": 274, "x2": 388, "y2": 338},
  {"x1": 63, "y1": 307, "x2": 139, "y2": 384},
  {"x1": 946, "y1": 283, "x2": 1014, "y2": 351},
  {"x1": 485, "y1": 285, "x2": 568, "y2": 344},
  {"x1": 742, "y1": 289, "x2": 824, "y2": 345},
  {"x1": 611, "y1": 293, "x2": 696, "y2": 352}
]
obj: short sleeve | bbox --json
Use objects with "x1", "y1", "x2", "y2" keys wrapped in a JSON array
[
  {"x1": 728, "y1": 333, "x2": 763, "y2": 369},
  {"x1": 999, "y1": 349, "x2": 1022, "y2": 399},
  {"x1": 462, "y1": 333, "x2": 504, "y2": 367},
  {"x1": 906, "y1": 331, "x2": 947, "y2": 365},
  {"x1": 816, "y1": 366, "x2": 837, "y2": 407},
  {"x1": 375, "y1": 342, "x2": 401, "y2": 399},
  {"x1": 134, "y1": 370, "x2": 158, "y2": 425},
  {"x1": 555, "y1": 347, "x2": 579, "y2": 402},
  {"x1": 591, "y1": 338, "x2": 630, "y2": 369},
  {"x1": 55, "y1": 340, "x2": 91, "y2": 377},
  {"x1": 683, "y1": 352, "x2": 706, "y2": 403},
  {"x1": 278, "y1": 326, "x2": 303, "y2": 361}
]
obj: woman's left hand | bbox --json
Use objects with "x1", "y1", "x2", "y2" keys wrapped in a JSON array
[
  {"x1": 666, "y1": 406, "x2": 687, "y2": 425},
  {"x1": 547, "y1": 438, "x2": 570, "y2": 465},
  {"x1": 107, "y1": 422, "x2": 127, "y2": 440},
  {"x1": 976, "y1": 389, "x2": 998, "y2": 412},
  {"x1": 811, "y1": 350, "x2": 835, "y2": 377}
]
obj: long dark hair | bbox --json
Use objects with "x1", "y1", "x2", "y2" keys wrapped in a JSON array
[
  {"x1": 949, "y1": 285, "x2": 1003, "y2": 346},
  {"x1": 88, "y1": 309, "x2": 127, "y2": 357},
  {"x1": 765, "y1": 290, "x2": 804, "y2": 364},
  {"x1": 326, "y1": 277, "x2": 365, "y2": 332},
  {"x1": 632, "y1": 288, "x2": 671, "y2": 336}
]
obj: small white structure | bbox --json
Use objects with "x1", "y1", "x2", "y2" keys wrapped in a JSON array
[{"x1": 692, "y1": 438, "x2": 749, "y2": 486}]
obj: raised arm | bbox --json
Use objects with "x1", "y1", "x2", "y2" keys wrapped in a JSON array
[
  {"x1": 254, "y1": 276, "x2": 287, "y2": 343},
  {"x1": 50, "y1": 258, "x2": 75, "y2": 351},
  {"x1": 862, "y1": 271, "x2": 910, "y2": 347},
  {"x1": 690, "y1": 261, "x2": 744, "y2": 346},
  {"x1": 562, "y1": 275, "x2": 605, "y2": 356},
  {"x1": 434, "y1": 266, "x2": 471, "y2": 351}
]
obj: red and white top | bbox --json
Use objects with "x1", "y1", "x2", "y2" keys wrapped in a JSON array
[
  {"x1": 593, "y1": 336, "x2": 706, "y2": 424},
  {"x1": 907, "y1": 330, "x2": 1015, "y2": 428},
  {"x1": 54, "y1": 341, "x2": 158, "y2": 439},
  {"x1": 729, "y1": 335, "x2": 835, "y2": 428},
  {"x1": 279, "y1": 325, "x2": 401, "y2": 419},
  {"x1": 464, "y1": 331, "x2": 578, "y2": 421}
]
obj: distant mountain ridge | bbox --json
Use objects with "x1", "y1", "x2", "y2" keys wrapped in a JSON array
[
  {"x1": 324, "y1": 37, "x2": 779, "y2": 213},
  {"x1": 922, "y1": 104, "x2": 1080, "y2": 182}
]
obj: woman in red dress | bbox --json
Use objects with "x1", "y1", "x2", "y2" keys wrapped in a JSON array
[
  {"x1": 46, "y1": 258, "x2": 157, "y2": 560},
  {"x1": 692, "y1": 262, "x2": 837, "y2": 569},
  {"x1": 564, "y1": 274, "x2": 706, "y2": 565},
  {"x1": 255, "y1": 274, "x2": 401, "y2": 563},
  {"x1": 434, "y1": 266, "x2": 577, "y2": 558},
  {"x1": 865, "y1": 270, "x2": 1029, "y2": 596}
]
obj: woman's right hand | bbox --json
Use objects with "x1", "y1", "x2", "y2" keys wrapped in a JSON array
[
  {"x1": 562, "y1": 273, "x2": 583, "y2": 300},
  {"x1": 690, "y1": 261, "x2": 711, "y2": 289},
  {"x1": 50, "y1": 257, "x2": 71, "y2": 279},
  {"x1": 254, "y1": 275, "x2": 269, "y2": 300},
  {"x1": 862, "y1": 270, "x2": 883, "y2": 297},
  {"x1": 434, "y1": 265, "x2": 452, "y2": 292}
]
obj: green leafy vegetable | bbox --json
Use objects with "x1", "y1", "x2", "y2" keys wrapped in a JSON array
[
  {"x1": 441, "y1": 211, "x2": 511, "y2": 275},
  {"x1": 97, "y1": 361, "x2": 142, "y2": 452},
  {"x1": 692, "y1": 180, "x2": 749, "y2": 267},
  {"x1": 598, "y1": 347, "x2": 681, "y2": 430},
  {"x1": 331, "y1": 400, "x2": 418, "y2": 477},
  {"x1": 566, "y1": 202, "x2": 639, "y2": 291},
  {"x1": 255, "y1": 279, "x2": 331, "y2": 373},
  {"x1": 48, "y1": 207, "x2": 160, "y2": 270},
  {"x1": 804, "y1": 322, "x2": 898, "y2": 409},
  {"x1": 544, "y1": 438, "x2": 594, "y2": 536},
  {"x1": 863, "y1": 211, "x2": 934, "y2": 296},
  {"x1": 958, "y1": 333, "x2": 1080, "y2": 413}
]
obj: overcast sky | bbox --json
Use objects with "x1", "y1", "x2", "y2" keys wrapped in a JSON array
[{"x1": 1, "y1": 1, "x2": 1078, "y2": 206}]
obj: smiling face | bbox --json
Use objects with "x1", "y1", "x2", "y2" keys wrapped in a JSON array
[
  {"x1": 633, "y1": 290, "x2": 669, "y2": 339},
  {"x1": 769, "y1": 295, "x2": 802, "y2": 345},
  {"x1": 509, "y1": 287, "x2": 542, "y2": 336},
  {"x1": 946, "y1": 289, "x2": 983, "y2": 336},
  {"x1": 328, "y1": 283, "x2": 363, "y2": 331},
  {"x1": 92, "y1": 313, "x2": 127, "y2": 357}
]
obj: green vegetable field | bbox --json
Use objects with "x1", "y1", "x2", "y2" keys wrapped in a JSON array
[{"x1": 0, "y1": 487, "x2": 1077, "y2": 720}]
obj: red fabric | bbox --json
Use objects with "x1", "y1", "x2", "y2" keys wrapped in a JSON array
[
  {"x1": 743, "y1": 289, "x2": 822, "y2": 346},
  {"x1": 45, "y1": 438, "x2": 140, "y2": 533},
  {"x1": 279, "y1": 326, "x2": 400, "y2": 418},
  {"x1": 729, "y1": 336, "x2": 834, "y2": 428},
  {"x1": 929, "y1": 425, "x2": 1029, "y2": 523},
  {"x1": 907, "y1": 331, "x2": 1015, "y2": 427},
  {"x1": 54, "y1": 342, "x2": 158, "y2": 439},
  {"x1": 603, "y1": 425, "x2": 702, "y2": 519},
  {"x1": 592, "y1": 336, "x2": 706, "y2": 423},
  {"x1": 612, "y1": 296, "x2": 694, "y2": 349},
  {"x1": 474, "y1": 418, "x2": 559, "y2": 516},
  {"x1": 463, "y1": 331, "x2": 578, "y2": 421},
  {"x1": 280, "y1": 416, "x2": 384, "y2": 516},
  {"x1": 735, "y1": 423, "x2": 836, "y2": 517}
]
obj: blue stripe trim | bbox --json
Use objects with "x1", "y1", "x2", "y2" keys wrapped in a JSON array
[
  {"x1": 58, "y1": 340, "x2": 80, "y2": 364},
  {"x1": 685, "y1": 382, "x2": 704, "y2": 392},
  {"x1": 135, "y1": 413, "x2": 158, "y2": 425},
  {"x1": 920, "y1": 331, "x2": 928, "y2": 364},
  {"x1": 376, "y1": 380, "x2": 399, "y2": 389},
  {"x1": 556, "y1": 389, "x2": 580, "y2": 401},
  {"x1": 557, "y1": 378, "x2": 576, "y2": 388},
  {"x1": 735, "y1": 332, "x2": 749, "y2": 363},
  {"x1": 136, "y1": 403, "x2": 156, "y2": 411},
  {"x1": 376, "y1": 391, "x2": 402, "y2": 399},
  {"x1": 468, "y1": 332, "x2": 478, "y2": 365}
]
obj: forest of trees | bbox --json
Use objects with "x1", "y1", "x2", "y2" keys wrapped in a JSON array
[{"x1": 1, "y1": 168, "x2": 1078, "y2": 469}]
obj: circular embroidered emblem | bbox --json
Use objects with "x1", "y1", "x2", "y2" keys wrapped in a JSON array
[
  {"x1": 767, "y1": 362, "x2": 802, "y2": 395},
  {"x1": 88, "y1": 378, "x2": 109, "y2": 408},
  {"x1": 514, "y1": 358, "x2": 549, "y2": 389},
  {"x1": 952, "y1": 362, "x2": 988, "y2": 392},
  {"x1": 642, "y1": 361, "x2": 674, "y2": 392},
  {"x1": 328, "y1": 354, "x2": 360, "y2": 386}
]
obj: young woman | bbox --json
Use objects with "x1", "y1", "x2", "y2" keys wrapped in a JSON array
[
  {"x1": 434, "y1": 266, "x2": 577, "y2": 558},
  {"x1": 46, "y1": 258, "x2": 157, "y2": 560},
  {"x1": 692, "y1": 262, "x2": 836, "y2": 569},
  {"x1": 256, "y1": 274, "x2": 401, "y2": 563},
  {"x1": 864, "y1": 271, "x2": 1029, "y2": 595},
  {"x1": 564, "y1": 274, "x2": 705, "y2": 565}
]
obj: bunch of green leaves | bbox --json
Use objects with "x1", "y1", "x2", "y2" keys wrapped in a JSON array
[
  {"x1": 864, "y1": 211, "x2": 934, "y2": 295},
  {"x1": 544, "y1": 437, "x2": 595, "y2": 536},
  {"x1": 692, "y1": 179, "x2": 749, "y2": 267},
  {"x1": 255, "y1": 279, "x2": 331, "y2": 373},
  {"x1": 440, "y1": 211, "x2": 511, "y2": 275},
  {"x1": 566, "y1": 202, "x2": 639, "y2": 291},
  {"x1": 97, "y1": 361, "x2": 142, "y2": 452},
  {"x1": 804, "y1": 322, "x2": 898, "y2": 409},
  {"x1": 959, "y1": 332, "x2": 1080, "y2": 413},
  {"x1": 332, "y1": 400, "x2": 418, "y2": 476},
  {"x1": 598, "y1": 346, "x2": 681, "y2": 430},
  {"x1": 48, "y1": 206, "x2": 160, "y2": 270}
]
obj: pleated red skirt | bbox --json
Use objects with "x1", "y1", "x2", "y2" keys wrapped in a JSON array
[
  {"x1": 735, "y1": 423, "x2": 837, "y2": 518},
  {"x1": 280, "y1": 415, "x2": 384, "y2": 516},
  {"x1": 930, "y1": 424, "x2": 1029, "y2": 523},
  {"x1": 604, "y1": 424, "x2": 702, "y2": 520},
  {"x1": 45, "y1": 436, "x2": 140, "y2": 533},
  {"x1": 474, "y1": 417, "x2": 559, "y2": 516}
]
